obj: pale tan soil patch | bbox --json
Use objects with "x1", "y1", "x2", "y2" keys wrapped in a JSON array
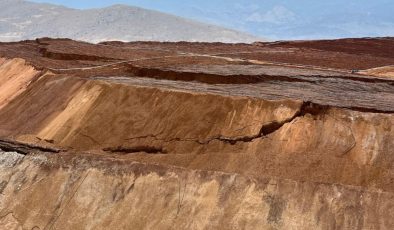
[{"x1": 360, "y1": 65, "x2": 394, "y2": 78}]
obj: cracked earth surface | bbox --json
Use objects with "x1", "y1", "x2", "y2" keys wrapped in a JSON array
[{"x1": 0, "y1": 37, "x2": 393, "y2": 229}]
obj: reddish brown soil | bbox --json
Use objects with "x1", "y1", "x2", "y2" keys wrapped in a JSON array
[
  {"x1": 1, "y1": 37, "x2": 394, "y2": 70},
  {"x1": 0, "y1": 37, "x2": 393, "y2": 229}
]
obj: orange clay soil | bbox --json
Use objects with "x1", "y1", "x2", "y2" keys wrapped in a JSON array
[
  {"x1": 0, "y1": 58, "x2": 40, "y2": 109},
  {"x1": 0, "y1": 37, "x2": 393, "y2": 229}
]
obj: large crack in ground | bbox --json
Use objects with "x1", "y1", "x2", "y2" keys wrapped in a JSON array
[
  {"x1": 103, "y1": 146, "x2": 167, "y2": 154},
  {"x1": 197, "y1": 101, "x2": 328, "y2": 145},
  {"x1": 0, "y1": 139, "x2": 64, "y2": 155},
  {"x1": 104, "y1": 101, "x2": 329, "y2": 154},
  {"x1": 0, "y1": 100, "x2": 346, "y2": 157}
]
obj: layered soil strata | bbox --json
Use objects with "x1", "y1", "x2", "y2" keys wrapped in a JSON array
[
  {"x1": 0, "y1": 150, "x2": 393, "y2": 229},
  {"x1": 0, "y1": 37, "x2": 393, "y2": 229}
]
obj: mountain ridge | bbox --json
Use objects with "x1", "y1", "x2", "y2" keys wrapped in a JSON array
[{"x1": 0, "y1": 0, "x2": 262, "y2": 43}]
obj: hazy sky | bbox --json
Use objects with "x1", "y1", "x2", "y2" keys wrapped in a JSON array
[{"x1": 30, "y1": 0, "x2": 394, "y2": 39}]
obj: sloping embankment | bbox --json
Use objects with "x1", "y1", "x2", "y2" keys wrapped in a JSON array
[
  {"x1": 0, "y1": 58, "x2": 40, "y2": 109},
  {"x1": 0, "y1": 150, "x2": 393, "y2": 229},
  {"x1": 0, "y1": 57, "x2": 393, "y2": 229}
]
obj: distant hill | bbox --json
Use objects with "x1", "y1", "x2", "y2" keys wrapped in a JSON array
[
  {"x1": 119, "y1": 0, "x2": 394, "y2": 40},
  {"x1": 0, "y1": 0, "x2": 262, "y2": 43}
]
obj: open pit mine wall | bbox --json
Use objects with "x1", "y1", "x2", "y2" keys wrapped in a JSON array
[
  {"x1": 0, "y1": 58, "x2": 393, "y2": 229},
  {"x1": 0, "y1": 151, "x2": 393, "y2": 230}
]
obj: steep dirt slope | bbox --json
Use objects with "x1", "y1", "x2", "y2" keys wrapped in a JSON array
[
  {"x1": 0, "y1": 38, "x2": 393, "y2": 229},
  {"x1": 0, "y1": 58, "x2": 39, "y2": 109},
  {"x1": 0, "y1": 150, "x2": 393, "y2": 230},
  {"x1": 1, "y1": 73, "x2": 393, "y2": 192}
]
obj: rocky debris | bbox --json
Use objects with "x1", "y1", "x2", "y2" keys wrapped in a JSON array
[
  {"x1": 0, "y1": 37, "x2": 393, "y2": 229},
  {"x1": 0, "y1": 150, "x2": 24, "y2": 167}
]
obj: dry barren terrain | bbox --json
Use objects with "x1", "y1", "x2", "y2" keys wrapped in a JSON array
[{"x1": 0, "y1": 37, "x2": 393, "y2": 229}]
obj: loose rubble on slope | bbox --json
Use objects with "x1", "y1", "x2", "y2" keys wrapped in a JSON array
[{"x1": 0, "y1": 37, "x2": 393, "y2": 229}]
